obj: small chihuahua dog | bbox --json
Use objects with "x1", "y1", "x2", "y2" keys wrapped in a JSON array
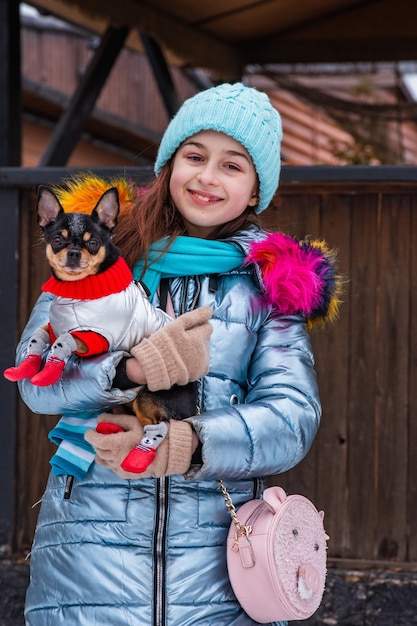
[
  {"x1": 4, "y1": 180, "x2": 198, "y2": 473},
  {"x1": 4, "y1": 184, "x2": 128, "y2": 386}
]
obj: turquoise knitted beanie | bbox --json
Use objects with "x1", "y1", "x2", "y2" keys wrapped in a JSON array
[{"x1": 154, "y1": 83, "x2": 282, "y2": 213}]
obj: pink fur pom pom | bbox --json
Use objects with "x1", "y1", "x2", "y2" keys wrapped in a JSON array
[{"x1": 246, "y1": 233, "x2": 332, "y2": 317}]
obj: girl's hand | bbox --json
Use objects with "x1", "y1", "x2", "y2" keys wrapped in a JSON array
[
  {"x1": 130, "y1": 307, "x2": 213, "y2": 391},
  {"x1": 85, "y1": 413, "x2": 195, "y2": 478}
]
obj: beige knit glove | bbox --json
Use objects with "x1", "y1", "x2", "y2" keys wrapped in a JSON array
[
  {"x1": 130, "y1": 306, "x2": 213, "y2": 391},
  {"x1": 84, "y1": 413, "x2": 194, "y2": 479}
]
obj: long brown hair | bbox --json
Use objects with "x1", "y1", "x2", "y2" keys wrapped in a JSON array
[{"x1": 113, "y1": 162, "x2": 261, "y2": 270}]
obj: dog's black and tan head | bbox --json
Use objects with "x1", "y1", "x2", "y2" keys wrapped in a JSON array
[{"x1": 37, "y1": 185, "x2": 120, "y2": 281}]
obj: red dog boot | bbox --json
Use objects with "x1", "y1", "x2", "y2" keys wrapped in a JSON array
[
  {"x1": 121, "y1": 444, "x2": 157, "y2": 473},
  {"x1": 4, "y1": 354, "x2": 43, "y2": 382},
  {"x1": 96, "y1": 423, "x2": 125, "y2": 435},
  {"x1": 30, "y1": 356, "x2": 66, "y2": 386},
  {"x1": 121, "y1": 423, "x2": 168, "y2": 473}
]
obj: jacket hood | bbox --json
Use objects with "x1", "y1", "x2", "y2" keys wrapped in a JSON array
[{"x1": 226, "y1": 225, "x2": 343, "y2": 330}]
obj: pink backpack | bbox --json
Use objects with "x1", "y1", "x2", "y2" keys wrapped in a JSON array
[{"x1": 221, "y1": 483, "x2": 328, "y2": 623}]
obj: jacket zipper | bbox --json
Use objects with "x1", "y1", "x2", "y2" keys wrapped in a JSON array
[
  {"x1": 152, "y1": 276, "x2": 201, "y2": 625},
  {"x1": 154, "y1": 476, "x2": 169, "y2": 626},
  {"x1": 181, "y1": 276, "x2": 201, "y2": 314},
  {"x1": 63, "y1": 475, "x2": 74, "y2": 500}
]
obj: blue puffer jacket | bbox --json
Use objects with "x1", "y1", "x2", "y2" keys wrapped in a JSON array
[{"x1": 21, "y1": 226, "x2": 322, "y2": 626}]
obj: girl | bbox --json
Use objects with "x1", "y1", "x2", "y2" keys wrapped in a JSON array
[{"x1": 20, "y1": 82, "x2": 340, "y2": 625}]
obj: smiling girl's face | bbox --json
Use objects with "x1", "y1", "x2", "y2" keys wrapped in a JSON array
[{"x1": 169, "y1": 130, "x2": 258, "y2": 238}]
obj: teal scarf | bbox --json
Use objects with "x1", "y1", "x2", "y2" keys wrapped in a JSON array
[{"x1": 133, "y1": 236, "x2": 246, "y2": 299}]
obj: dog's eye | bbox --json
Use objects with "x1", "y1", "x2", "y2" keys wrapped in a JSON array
[
  {"x1": 86, "y1": 238, "x2": 100, "y2": 254},
  {"x1": 51, "y1": 235, "x2": 64, "y2": 248}
]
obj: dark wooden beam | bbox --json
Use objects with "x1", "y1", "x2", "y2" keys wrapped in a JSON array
[
  {"x1": 0, "y1": 0, "x2": 21, "y2": 166},
  {"x1": 0, "y1": 188, "x2": 19, "y2": 549},
  {"x1": 246, "y1": 0, "x2": 417, "y2": 65},
  {"x1": 22, "y1": 77, "x2": 160, "y2": 163},
  {"x1": 32, "y1": 0, "x2": 242, "y2": 79},
  {"x1": 0, "y1": 0, "x2": 21, "y2": 549},
  {"x1": 140, "y1": 31, "x2": 179, "y2": 119},
  {"x1": 39, "y1": 24, "x2": 130, "y2": 166},
  {"x1": 22, "y1": 0, "x2": 417, "y2": 71},
  {"x1": 246, "y1": 37, "x2": 417, "y2": 66}
]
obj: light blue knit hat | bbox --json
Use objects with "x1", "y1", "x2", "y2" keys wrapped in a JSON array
[{"x1": 154, "y1": 83, "x2": 282, "y2": 213}]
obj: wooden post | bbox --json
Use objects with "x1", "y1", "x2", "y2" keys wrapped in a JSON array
[
  {"x1": 0, "y1": 0, "x2": 21, "y2": 166},
  {"x1": 0, "y1": 0, "x2": 21, "y2": 549},
  {"x1": 0, "y1": 188, "x2": 19, "y2": 548}
]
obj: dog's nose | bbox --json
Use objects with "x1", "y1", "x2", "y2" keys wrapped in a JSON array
[{"x1": 67, "y1": 248, "x2": 81, "y2": 265}]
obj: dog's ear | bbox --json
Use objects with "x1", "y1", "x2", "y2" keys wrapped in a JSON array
[
  {"x1": 37, "y1": 186, "x2": 64, "y2": 229},
  {"x1": 92, "y1": 187, "x2": 120, "y2": 232}
]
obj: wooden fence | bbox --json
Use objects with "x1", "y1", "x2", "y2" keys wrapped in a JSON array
[
  {"x1": 3, "y1": 166, "x2": 417, "y2": 570},
  {"x1": 268, "y1": 176, "x2": 417, "y2": 569}
]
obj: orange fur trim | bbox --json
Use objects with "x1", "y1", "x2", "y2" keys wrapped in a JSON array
[{"x1": 51, "y1": 173, "x2": 135, "y2": 215}]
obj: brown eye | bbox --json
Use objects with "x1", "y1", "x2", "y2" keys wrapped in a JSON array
[
  {"x1": 87, "y1": 238, "x2": 100, "y2": 254},
  {"x1": 51, "y1": 235, "x2": 65, "y2": 248}
]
